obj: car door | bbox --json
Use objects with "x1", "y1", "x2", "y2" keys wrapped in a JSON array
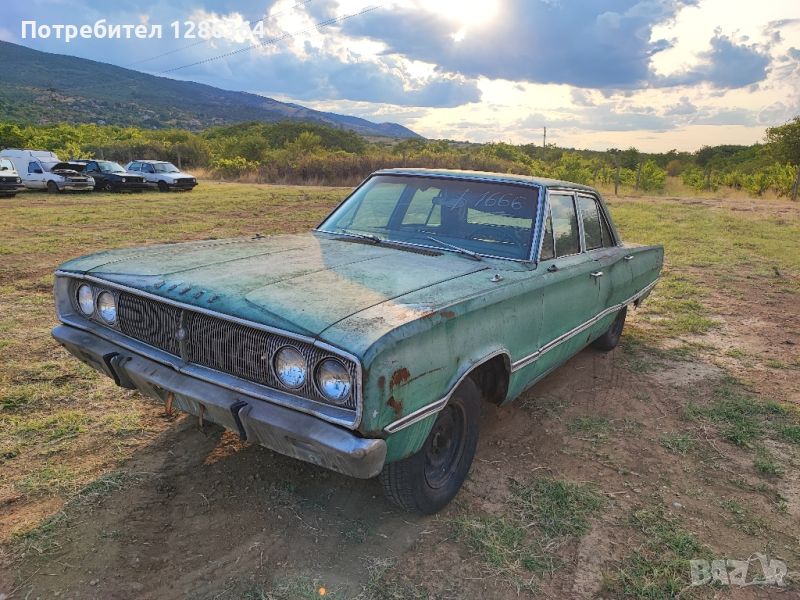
[
  {"x1": 577, "y1": 193, "x2": 630, "y2": 310},
  {"x1": 531, "y1": 191, "x2": 605, "y2": 378},
  {"x1": 141, "y1": 163, "x2": 156, "y2": 183},
  {"x1": 84, "y1": 162, "x2": 101, "y2": 187},
  {"x1": 25, "y1": 161, "x2": 46, "y2": 189}
]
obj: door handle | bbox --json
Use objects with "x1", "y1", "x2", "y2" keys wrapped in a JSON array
[
  {"x1": 624, "y1": 255, "x2": 635, "y2": 261},
  {"x1": 590, "y1": 271, "x2": 604, "y2": 278}
]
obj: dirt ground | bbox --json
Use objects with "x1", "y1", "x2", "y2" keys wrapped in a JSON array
[{"x1": 0, "y1": 189, "x2": 798, "y2": 599}]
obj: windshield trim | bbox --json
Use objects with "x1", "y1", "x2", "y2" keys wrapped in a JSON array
[{"x1": 315, "y1": 173, "x2": 545, "y2": 264}]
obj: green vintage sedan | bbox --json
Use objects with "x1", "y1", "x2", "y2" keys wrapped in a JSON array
[{"x1": 52, "y1": 169, "x2": 662, "y2": 513}]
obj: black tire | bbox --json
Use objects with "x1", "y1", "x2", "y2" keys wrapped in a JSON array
[
  {"x1": 380, "y1": 377, "x2": 481, "y2": 514},
  {"x1": 157, "y1": 181, "x2": 169, "y2": 193},
  {"x1": 102, "y1": 182, "x2": 114, "y2": 192},
  {"x1": 46, "y1": 180, "x2": 60, "y2": 194},
  {"x1": 592, "y1": 306, "x2": 627, "y2": 351}
]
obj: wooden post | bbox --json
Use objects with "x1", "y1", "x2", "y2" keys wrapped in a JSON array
[
  {"x1": 634, "y1": 162, "x2": 642, "y2": 191},
  {"x1": 793, "y1": 165, "x2": 800, "y2": 201}
]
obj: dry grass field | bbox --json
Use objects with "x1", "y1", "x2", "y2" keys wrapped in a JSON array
[{"x1": 0, "y1": 182, "x2": 799, "y2": 599}]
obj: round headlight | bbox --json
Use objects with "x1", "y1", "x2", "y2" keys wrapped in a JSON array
[
  {"x1": 315, "y1": 359, "x2": 352, "y2": 404},
  {"x1": 77, "y1": 284, "x2": 94, "y2": 315},
  {"x1": 16, "y1": 177, "x2": 22, "y2": 184},
  {"x1": 121, "y1": 177, "x2": 126, "y2": 183},
  {"x1": 274, "y1": 346, "x2": 306, "y2": 389},
  {"x1": 96, "y1": 291, "x2": 117, "y2": 324}
]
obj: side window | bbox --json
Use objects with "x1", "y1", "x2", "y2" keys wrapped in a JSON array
[
  {"x1": 128, "y1": 163, "x2": 140, "y2": 171},
  {"x1": 143, "y1": 164, "x2": 155, "y2": 173},
  {"x1": 578, "y1": 196, "x2": 603, "y2": 251},
  {"x1": 28, "y1": 161, "x2": 43, "y2": 174},
  {"x1": 549, "y1": 194, "x2": 580, "y2": 257},
  {"x1": 599, "y1": 208, "x2": 615, "y2": 247},
  {"x1": 539, "y1": 206, "x2": 555, "y2": 261}
]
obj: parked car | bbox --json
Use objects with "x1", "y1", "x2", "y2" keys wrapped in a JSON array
[
  {"x1": 0, "y1": 158, "x2": 25, "y2": 197},
  {"x1": 71, "y1": 160, "x2": 149, "y2": 193},
  {"x1": 125, "y1": 160, "x2": 197, "y2": 192},
  {"x1": 0, "y1": 149, "x2": 94, "y2": 193},
  {"x1": 51, "y1": 169, "x2": 662, "y2": 513}
]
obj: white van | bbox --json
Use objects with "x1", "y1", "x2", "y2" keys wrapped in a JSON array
[
  {"x1": 0, "y1": 157, "x2": 25, "y2": 197},
  {"x1": 0, "y1": 149, "x2": 95, "y2": 193}
]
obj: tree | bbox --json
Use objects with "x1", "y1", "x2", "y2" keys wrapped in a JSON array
[{"x1": 765, "y1": 116, "x2": 800, "y2": 200}]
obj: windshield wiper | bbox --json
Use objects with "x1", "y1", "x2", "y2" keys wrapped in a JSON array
[
  {"x1": 335, "y1": 229, "x2": 383, "y2": 244},
  {"x1": 425, "y1": 235, "x2": 482, "y2": 261}
]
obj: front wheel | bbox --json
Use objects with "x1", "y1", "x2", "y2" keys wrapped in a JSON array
[
  {"x1": 157, "y1": 181, "x2": 169, "y2": 193},
  {"x1": 46, "y1": 181, "x2": 60, "y2": 194},
  {"x1": 380, "y1": 377, "x2": 481, "y2": 514},
  {"x1": 592, "y1": 306, "x2": 627, "y2": 351}
]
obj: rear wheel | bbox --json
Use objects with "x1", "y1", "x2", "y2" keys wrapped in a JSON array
[
  {"x1": 157, "y1": 181, "x2": 169, "y2": 193},
  {"x1": 46, "y1": 181, "x2": 60, "y2": 194},
  {"x1": 592, "y1": 306, "x2": 627, "y2": 351},
  {"x1": 380, "y1": 378, "x2": 481, "y2": 514}
]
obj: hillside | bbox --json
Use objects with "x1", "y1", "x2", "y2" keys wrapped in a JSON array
[{"x1": 0, "y1": 41, "x2": 420, "y2": 138}]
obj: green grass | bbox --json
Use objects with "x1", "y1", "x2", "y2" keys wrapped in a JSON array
[
  {"x1": 659, "y1": 432, "x2": 694, "y2": 455},
  {"x1": 451, "y1": 477, "x2": 605, "y2": 592},
  {"x1": 605, "y1": 508, "x2": 709, "y2": 599},
  {"x1": 608, "y1": 198, "x2": 800, "y2": 341},
  {"x1": 687, "y1": 379, "x2": 794, "y2": 448},
  {"x1": 509, "y1": 477, "x2": 606, "y2": 538},
  {"x1": 568, "y1": 416, "x2": 611, "y2": 441},
  {"x1": 753, "y1": 448, "x2": 784, "y2": 477},
  {"x1": 719, "y1": 498, "x2": 767, "y2": 536}
]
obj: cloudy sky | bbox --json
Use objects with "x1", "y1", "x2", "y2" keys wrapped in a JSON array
[{"x1": 2, "y1": 0, "x2": 799, "y2": 151}]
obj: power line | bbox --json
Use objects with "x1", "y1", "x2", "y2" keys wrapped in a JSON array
[
  {"x1": 159, "y1": 4, "x2": 380, "y2": 74},
  {"x1": 126, "y1": 0, "x2": 315, "y2": 67}
]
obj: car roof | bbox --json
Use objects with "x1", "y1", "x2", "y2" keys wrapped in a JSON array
[
  {"x1": 372, "y1": 168, "x2": 599, "y2": 193},
  {"x1": 132, "y1": 160, "x2": 171, "y2": 164}
]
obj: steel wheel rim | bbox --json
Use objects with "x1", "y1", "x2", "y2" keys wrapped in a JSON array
[{"x1": 423, "y1": 404, "x2": 467, "y2": 489}]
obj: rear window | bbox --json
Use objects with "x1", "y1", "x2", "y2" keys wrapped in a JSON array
[{"x1": 549, "y1": 194, "x2": 580, "y2": 257}]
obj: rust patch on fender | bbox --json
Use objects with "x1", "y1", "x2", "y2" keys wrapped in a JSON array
[
  {"x1": 378, "y1": 375, "x2": 386, "y2": 393},
  {"x1": 439, "y1": 309, "x2": 457, "y2": 320},
  {"x1": 390, "y1": 367, "x2": 411, "y2": 390},
  {"x1": 387, "y1": 396, "x2": 403, "y2": 416}
]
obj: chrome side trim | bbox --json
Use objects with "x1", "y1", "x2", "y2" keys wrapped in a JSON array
[
  {"x1": 383, "y1": 349, "x2": 510, "y2": 434},
  {"x1": 510, "y1": 278, "x2": 659, "y2": 372},
  {"x1": 55, "y1": 271, "x2": 364, "y2": 429}
]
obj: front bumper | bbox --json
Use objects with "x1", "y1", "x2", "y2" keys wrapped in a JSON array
[
  {"x1": 0, "y1": 182, "x2": 24, "y2": 195},
  {"x1": 60, "y1": 182, "x2": 94, "y2": 192},
  {"x1": 111, "y1": 182, "x2": 150, "y2": 192},
  {"x1": 168, "y1": 180, "x2": 197, "y2": 190},
  {"x1": 52, "y1": 324, "x2": 386, "y2": 479}
]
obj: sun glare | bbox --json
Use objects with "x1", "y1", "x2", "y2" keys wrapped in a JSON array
[{"x1": 421, "y1": 0, "x2": 500, "y2": 40}]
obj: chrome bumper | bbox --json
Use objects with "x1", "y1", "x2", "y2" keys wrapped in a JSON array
[
  {"x1": 61, "y1": 183, "x2": 94, "y2": 191},
  {"x1": 52, "y1": 324, "x2": 386, "y2": 479}
]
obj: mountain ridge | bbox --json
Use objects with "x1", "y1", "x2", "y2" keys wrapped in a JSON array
[{"x1": 0, "y1": 41, "x2": 420, "y2": 138}]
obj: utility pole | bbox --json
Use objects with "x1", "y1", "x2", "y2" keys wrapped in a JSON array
[{"x1": 542, "y1": 126, "x2": 547, "y2": 149}]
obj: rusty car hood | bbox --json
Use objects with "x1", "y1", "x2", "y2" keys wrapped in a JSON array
[{"x1": 58, "y1": 233, "x2": 491, "y2": 344}]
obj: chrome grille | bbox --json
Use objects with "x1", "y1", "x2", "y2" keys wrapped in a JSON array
[
  {"x1": 118, "y1": 293, "x2": 181, "y2": 356},
  {"x1": 114, "y1": 290, "x2": 357, "y2": 410}
]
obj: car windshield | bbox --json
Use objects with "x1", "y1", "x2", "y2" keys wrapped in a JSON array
[
  {"x1": 0, "y1": 159, "x2": 13, "y2": 171},
  {"x1": 318, "y1": 174, "x2": 540, "y2": 261},
  {"x1": 41, "y1": 161, "x2": 60, "y2": 172},
  {"x1": 153, "y1": 162, "x2": 180, "y2": 173},
  {"x1": 97, "y1": 161, "x2": 125, "y2": 173}
]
